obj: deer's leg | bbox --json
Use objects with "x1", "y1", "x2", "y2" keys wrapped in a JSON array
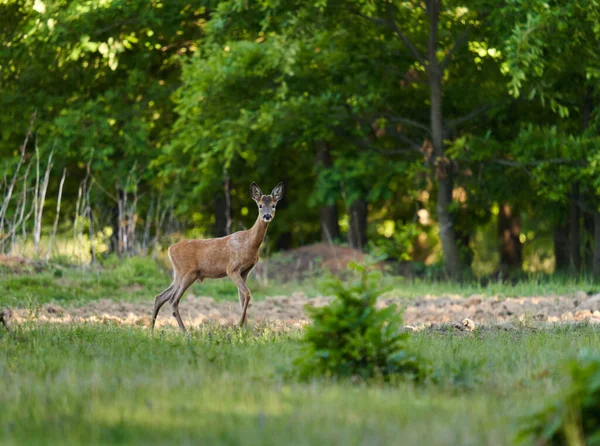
[
  {"x1": 169, "y1": 272, "x2": 197, "y2": 333},
  {"x1": 150, "y1": 283, "x2": 176, "y2": 332},
  {"x1": 228, "y1": 271, "x2": 251, "y2": 327},
  {"x1": 237, "y1": 270, "x2": 251, "y2": 310},
  {"x1": 239, "y1": 289, "x2": 252, "y2": 326}
]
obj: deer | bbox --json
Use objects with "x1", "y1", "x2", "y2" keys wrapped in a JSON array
[{"x1": 150, "y1": 181, "x2": 284, "y2": 333}]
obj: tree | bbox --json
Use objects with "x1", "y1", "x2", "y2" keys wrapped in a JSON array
[{"x1": 499, "y1": 0, "x2": 600, "y2": 275}]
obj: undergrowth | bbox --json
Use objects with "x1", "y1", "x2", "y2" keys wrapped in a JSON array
[
  {"x1": 519, "y1": 349, "x2": 600, "y2": 445},
  {"x1": 295, "y1": 263, "x2": 425, "y2": 382}
]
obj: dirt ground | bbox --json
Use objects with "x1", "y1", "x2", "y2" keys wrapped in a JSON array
[
  {"x1": 4, "y1": 249, "x2": 600, "y2": 331},
  {"x1": 6, "y1": 290, "x2": 600, "y2": 331}
]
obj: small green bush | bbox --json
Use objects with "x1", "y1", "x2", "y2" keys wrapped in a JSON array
[
  {"x1": 518, "y1": 349, "x2": 600, "y2": 445},
  {"x1": 295, "y1": 263, "x2": 425, "y2": 382}
]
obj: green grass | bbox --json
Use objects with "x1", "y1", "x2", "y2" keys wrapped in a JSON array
[
  {"x1": 1, "y1": 323, "x2": 600, "y2": 445},
  {"x1": 1, "y1": 256, "x2": 598, "y2": 309},
  {"x1": 0, "y1": 257, "x2": 323, "y2": 308},
  {"x1": 384, "y1": 273, "x2": 600, "y2": 299}
]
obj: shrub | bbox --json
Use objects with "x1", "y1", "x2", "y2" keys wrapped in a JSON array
[
  {"x1": 295, "y1": 263, "x2": 425, "y2": 382},
  {"x1": 518, "y1": 349, "x2": 600, "y2": 445}
]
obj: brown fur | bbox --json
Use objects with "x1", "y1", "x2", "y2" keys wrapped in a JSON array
[{"x1": 150, "y1": 182, "x2": 283, "y2": 332}]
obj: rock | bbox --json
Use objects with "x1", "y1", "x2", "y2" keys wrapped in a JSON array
[
  {"x1": 464, "y1": 296, "x2": 482, "y2": 307},
  {"x1": 577, "y1": 294, "x2": 600, "y2": 311},
  {"x1": 588, "y1": 293, "x2": 600, "y2": 302},
  {"x1": 0, "y1": 308, "x2": 12, "y2": 332},
  {"x1": 574, "y1": 290, "x2": 589, "y2": 301},
  {"x1": 462, "y1": 318, "x2": 476, "y2": 331}
]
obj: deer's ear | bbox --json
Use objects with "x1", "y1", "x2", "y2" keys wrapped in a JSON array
[
  {"x1": 250, "y1": 182, "x2": 263, "y2": 201},
  {"x1": 271, "y1": 182, "x2": 284, "y2": 203}
]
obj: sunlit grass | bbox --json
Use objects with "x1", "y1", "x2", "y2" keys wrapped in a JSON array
[
  {"x1": 1, "y1": 254, "x2": 598, "y2": 310},
  {"x1": 1, "y1": 323, "x2": 599, "y2": 445}
]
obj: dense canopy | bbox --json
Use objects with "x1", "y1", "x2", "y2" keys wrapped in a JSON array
[{"x1": 1, "y1": 0, "x2": 599, "y2": 278}]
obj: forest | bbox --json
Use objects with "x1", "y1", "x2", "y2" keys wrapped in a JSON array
[{"x1": 1, "y1": 0, "x2": 599, "y2": 278}]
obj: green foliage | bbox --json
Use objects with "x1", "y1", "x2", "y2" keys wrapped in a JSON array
[
  {"x1": 295, "y1": 263, "x2": 424, "y2": 381},
  {"x1": 518, "y1": 349, "x2": 600, "y2": 445},
  {"x1": 1, "y1": 0, "x2": 600, "y2": 272}
]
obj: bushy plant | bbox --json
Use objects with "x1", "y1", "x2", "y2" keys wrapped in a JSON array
[
  {"x1": 295, "y1": 263, "x2": 425, "y2": 381},
  {"x1": 518, "y1": 349, "x2": 600, "y2": 445}
]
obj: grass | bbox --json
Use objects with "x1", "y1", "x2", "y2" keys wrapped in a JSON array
[
  {"x1": 384, "y1": 273, "x2": 600, "y2": 299},
  {"x1": 1, "y1": 255, "x2": 598, "y2": 309},
  {"x1": 1, "y1": 323, "x2": 600, "y2": 445},
  {"x1": 0, "y1": 256, "x2": 324, "y2": 308},
  {"x1": 2, "y1": 256, "x2": 600, "y2": 444}
]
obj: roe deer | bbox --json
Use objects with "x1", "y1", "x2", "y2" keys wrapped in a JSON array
[{"x1": 150, "y1": 182, "x2": 284, "y2": 332}]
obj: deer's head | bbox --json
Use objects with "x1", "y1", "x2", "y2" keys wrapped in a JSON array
[{"x1": 250, "y1": 182, "x2": 284, "y2": 223}]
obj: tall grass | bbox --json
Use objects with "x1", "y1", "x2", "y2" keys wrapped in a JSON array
[{"x1": 1, "y1": 324, "x2": 599, "y2": 445}]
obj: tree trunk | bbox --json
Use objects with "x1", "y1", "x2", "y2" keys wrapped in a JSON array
[
  {"x1": 569, "y1": 182, "x2": 581, "y2": 273},
  {"x1": 316, "y1": 142, "x2": 340, "y2": 243},
  {"x1": 214, "y1": 193, "x2": 227, "y2": 238},
  {"x1": 583, "y1": 86, "x2": 599, "y2": 277},
  {"x1": 348, "y1": 198, "x2": 367, "y2": 251},
  {"x1": 498, "y1": 204, "x2": 522, "y2": 276},
  {"x1": 320, "y1": 206, "x2": 340, "y2": 244},
  {"x1": 214, "y1": 174, "x2": 232, "y2": 237},
  {"x1": 554, "y1": 222, "x2": 569, "y2": 273},
  {"x1": 109, "y1": 189, "x2": 123, "y2": 258},
  {"x1": 455, "y1": 226, "x2": 473, "y2": 271},
  {"x1": 275, "y1": 231, "x2": 293, "y2": 251},
  {"x1": 427, "y1": 2, "x2": 461, "y2": 278},
  {"x1": 583, "y1": 210, "x2": 594, "y2": 272},
  {"x1": 594, "y1": 212, "x2": 600, "y2": 278}
]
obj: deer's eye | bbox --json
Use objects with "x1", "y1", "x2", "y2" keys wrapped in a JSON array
[
  {"x1": 259, "y1": 205, "x2": 263, "y2": 208},
  {"x1": 272, "y1": 206, "x2": 275, "y2": 210}
]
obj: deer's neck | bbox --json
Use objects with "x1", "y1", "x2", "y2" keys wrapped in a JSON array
[{"x1": 249, "y1": 216, "x2": 270, "y2": 250}]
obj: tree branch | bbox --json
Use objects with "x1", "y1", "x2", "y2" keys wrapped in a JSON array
[
  {"x1": 351, "y1": 7, "x2": 427, "y2": 66},
  {"x1": 445, "y1": 105, "x2": 491, "y2": 130},
  {"x1": 385, "y1": 127, "x2": 424, "y2": 149},
  {"x1": 386, "y1": 3, "x2": 427, "y2": 65},
  {"x1": 440, "y1": 29, "x2": 471, "y2": 70},
  {"x1": 333, "y1": 127, "x2": 421, "y2": 157},
  {"x1": 385, "y1": 115, "x2": 431, "y2": 134},
  {"x1": 360, "y1": 114, "x2": 430, "y2": 134},
  {"x1": 493, "y1": 158, "x2": 587, "y2": 167}
]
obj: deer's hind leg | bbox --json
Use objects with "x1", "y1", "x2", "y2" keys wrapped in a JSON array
[
  {"x1": 151, "y1": 283, "x2": 176, "y2": 332},
  {"x1": 169, "y1": 271, "x2": 198, "y2": 333}
]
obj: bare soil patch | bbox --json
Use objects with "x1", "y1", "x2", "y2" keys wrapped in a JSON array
[
  {"x1": 254, "y1": 243, "x2": 374, "y2": 281},
  {"x1": 5, "y1": 290, "x2": 600, "y2": 331}
]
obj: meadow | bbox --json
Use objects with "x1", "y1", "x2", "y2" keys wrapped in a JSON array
[
  {"x1": 2, "y1": 322, "x2": 599, "y2": 445},
  {"x1": 1, "y1": 258, "x2": 600, "y2": 445}
]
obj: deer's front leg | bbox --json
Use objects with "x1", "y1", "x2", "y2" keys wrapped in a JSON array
[
  {"x1": 236, "y1": 270, "x2": 251, "y2": 310},
  {"x1": 228, "y1": 270, "x2": 252, "y2": 327}
]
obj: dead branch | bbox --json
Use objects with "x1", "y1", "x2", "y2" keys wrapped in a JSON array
[
  {"x1": 72, "y1": 182, "x2": 83, "y2": 258},
  {"x1": 0, "y1": 111, "x2": 36, "y2": 235},
  {"x1": 34, "y1": 150, "x2": 53, "y2": 256},
  {"x1": 127, "y1": 179, "x2": 139, "y2": 255},
  {"x1": 142, "y1": 193, "x2": 155, "y2": 255},
  {"x1": 224, "y1": 171, "x2": 232, "y2": 235},
  {"x1": 46, "y1": 167, "x2": 67, "y2": 260},
  {"x1": 87, "y1": 182, "x2": 96, "y2": 265}
]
